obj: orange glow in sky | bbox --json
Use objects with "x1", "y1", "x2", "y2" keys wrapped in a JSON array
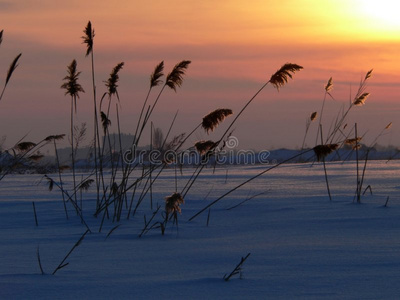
[{"x1": 0, "y1": 0, "x2": 399, "y2": 149}]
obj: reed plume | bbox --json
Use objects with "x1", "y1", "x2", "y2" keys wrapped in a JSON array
[
  {"x1": 78, "y1": 179, "x2": 94, "y2": 191},
  {"x1": 325, "y1": 77, "x2": 333, "y2": 92},
  {"x1": 385, "y1": 122, "x2": 392, "y2": 130},
  {"x1": 310, "y1": 111, "x2": 317, "y2": 121},
  {"x1": 15, "y1": 141, "x2": 36, "y2": 152},
  {"x1": 0, "y1": 30, "x2": 3, "y2": 46},
  {"x1": 270, "y1": 63, "x2": 303, "y2": 90},
  {"x1": 5, "y1": 53, "x2": 22, "y2": 86},
  {"x1": 61, "y1": 59, "x2": 84, "y2": 203},
  {"x1": 301, "y1": 111, "x2": 318, "y2": 150},
  {"x1": 61, "y1": 59, "x2": 84, "y2": 112},
  {"x1": 195, "y1": 140, "x2": 217, "y2": 155},
  {"x1": 44, "y1": 134, "x2": 65, "y2": 142},
  {"x1": 82, "y1": 21, "x2": 94, "y2": 57},
  {"x1": 46, "y1": 177, "x2": 54, "y2": 191},
  {"x1": 105, "y1": 62, "x2": 124, "y2": 97},
  {"x1": 1, "y1": 53, "x2": 22, "y2": 102},
  {"x1": 100, "y1": 111, "x2": 111, "y2": 134},
  {"x1": 150, "y1": 61, "x2": 164, "y2": 88},
  {"x1": 166, "y1": 60, "x2": 191, "y2": 91},
  {"x1": 345, "y1": 137, "x2": 362, "y2": 145},
  {"x1": 353, "y1": 93, "x2": 369, "y2": 106},
  {"x1": 202, "y1": 108, "x2": 233, "y2": 134},
  {"x1": 365, "y1": 69, "x2": 373, "y2": 80},
  {"x1": 165, "y1": 192, "x2": 184, "y2": 215},
  {"x1": 313, "y1": 144, "x2": 339, "y2": 161},
  {"x1": 82, "y1": 21, "x2": 101, "y2": 209}
]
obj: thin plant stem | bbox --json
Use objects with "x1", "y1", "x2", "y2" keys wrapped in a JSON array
[
  {"x1": 189, "y1": 149, "x2": 313, "y2": 221},
  {"x1": 320, "y1": 124, "x2": 332, "y2": 201}
]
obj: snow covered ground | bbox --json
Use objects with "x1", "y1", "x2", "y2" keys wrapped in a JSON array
[{"x1": 1, "y1": 161, "x2": 400, "y2": 299}]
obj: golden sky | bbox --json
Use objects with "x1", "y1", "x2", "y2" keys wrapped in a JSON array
[{"x1": 1, "y1": 0, "x2": 399, "y2": 149}]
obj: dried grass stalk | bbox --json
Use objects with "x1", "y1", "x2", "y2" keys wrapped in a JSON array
[
  {"x1": 202, "y1": 108, "x2": 233, "y2": 133},
  {"x1": 313, "y1": 144, "x2": 339, "y2": 161},
  {"x1": 165, "y1": 192, "x2": 184, "y2": 215},
  {"x1": 100, "y1": 111, "x2": 111, "y2": 134},
  {"x1": 345, "y1": 137, "x2": 362, "y2": 145},
  {"x1": 15, "y1": 141, "x2": 36, "y2": 152},
  {"x1": 353, "y1": 93, "x2": 369, "y2": 106},
  {"x1": 365, "y1": 69, "x2": 373, "y2": 80},
  {"x1": 46, "y1": 177, "x2": 54, "y2": 191},
  {"x1": 195, "y1": 140, "x2": 217, "y2": 155},
  {"x1": 150, "y1": 61, "x2": 164, "y2": 88},
  {"x1": 105, "y1": 62, "x2": 124, "y2": 96},
  {"x1": 166, "y1": 60, "x2": 191, "y2": 91},
  {"x1": 325, "y1": 77, "x2": 333, "y2": 92},
  {"x1": 6, "y1": 53, "x2": 22, "y2": 85},
  {"x1": 82, "y1": 21, "x2": 94, "y2": 57},
  {"x1": 310, "y1": 111, "x2": 317, "y2": 121},
  {"x1": 270, "y1": 63, "x2": 303, "y2": 90},
  {"x1": 61, "y1": 60, "x2": 84, "y2": 111},
  {"x1": 78, "y1": 179, "x2": 94, "y2": 191},
  {"x1": 44, "y1": 134, "x2": 65, "y2": 142}
]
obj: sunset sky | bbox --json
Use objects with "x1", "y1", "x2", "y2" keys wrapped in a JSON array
[{"x1": 1, "y1": 0, "x2": 399, "y2": 150}]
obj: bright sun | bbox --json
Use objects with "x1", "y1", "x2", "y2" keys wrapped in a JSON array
[{"x1": 357, "y1": 0, "x2": 400, "y2": 28}]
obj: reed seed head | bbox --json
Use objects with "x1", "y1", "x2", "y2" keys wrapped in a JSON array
[
  {"x1": 166, "y1": 60, "x2": 191, "y2": 91},
  {"x1": 105, "y1": 62, "x2": 124, "y2": 97},
  {"x1": 78, "y1": 179, "x2": 94, "y2": 191},
  {"x1": 165, "y1": 192, "x2": 184, "y2": 215},
  {"x1": 61, "y1": 60, "x2": 84, "y2": 98},
  {"x1": 150, "y1": 61, "x2": 164, "y2": 88},
  {"x1": 270, "y1": 63, "x2": 303, "y2": 90},
  {"x1": 82, "y1": 21, "x2": 94, "y2": 57},
  {"x1": 325, "y1": 77, "x2": 333, "y2": 92},
  {"x1": 46, "y1": 176, "x2": 54, "y2": 191},
  {"x1": 313, "y1": 144, "x2": 339, "y2": 161},
  {"x1": 6, "y1": 53, "x2": 22, "y2": 86},
  {"x1": 310, "y1": 112, "x2": 317, "y2": 121},
  {"x1": 202, "y1": 108, "x2": 233, "y2": 134},
  {"x1": 15, "y1": 141, "x2": 36, "y2": 152},
  {"x1": 0, "y1": 30, "x2": 3, "y2": 46},
  {"x1": 44, "y1": 134, "x2": 66, "y2": 142},
  {"x1": 365, "y1": 69, "x2": 373, "y2": 80},
  {"x1": 195, "y1": 140, "x2": 217, "y2": 155},
  {"x1": 345, "y1": 137, "x2": 362, "y2": 145},
  {"x1": 385, "y1": 122, "x2": 392, "y2": 130},
  {"x1": 353, "y1": 92, "x2": 369, "y2": 106},
  {"x1": 100, "y1": 111, "x2": 111, "y2": 134}
]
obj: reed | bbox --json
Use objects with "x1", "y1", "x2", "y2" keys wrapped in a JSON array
[
  {"x1": 181, "y1": 63, "x2": 302, "y2": 199},
  {"x1": 82, "y1": 21, "x2": 102, "y2": 210},
  {"x1": 61, "y1": 59, "x2": 84, "y2": 204},
  {"x1": 0, "y1": 52, "x2": 22, "y2": 102},
  {"x1": 202, "y1": 109, "x2": 233, "y2": 134},
  {"x1": 301, "y1": 111, "x2": 317, "y2": 150},
  {"x1": 46, "y1": 134, "x2": 69, "y2": 219}
]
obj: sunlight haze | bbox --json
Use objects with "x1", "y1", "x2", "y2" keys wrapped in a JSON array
[{"x1": 0, "y1": 0, "x2": 399, "y2": 150}]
